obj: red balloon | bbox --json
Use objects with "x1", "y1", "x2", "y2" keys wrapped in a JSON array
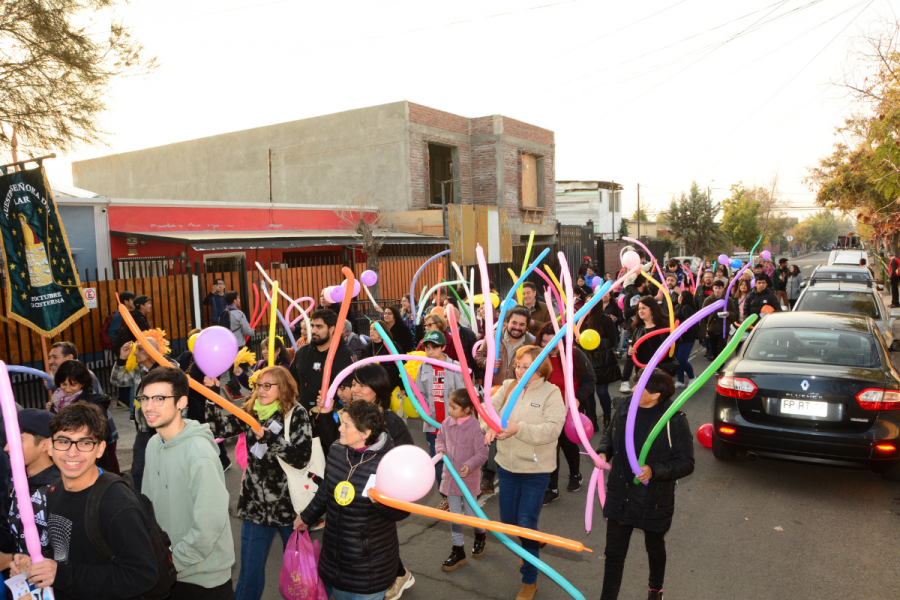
[{"x1": 697, "y1": 423, "x2": 713, "y2": 448}]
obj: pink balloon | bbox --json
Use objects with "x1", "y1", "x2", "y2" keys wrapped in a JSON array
[
  {"x1": 352, "y1": 280, "x2": 361, "y2": 298},
  {"x1": 564, "y1": 412, "x2": 595, "y2": 445},
  {"x1": 0, "y1": 363, "x2": 45, "y2": 562},
  {"x1": 760, "y1": 250, "x2": 772, "y2": 261},
  {"x1": 585, "y1": 467, "x2": 601, "y2": 533},
  {"x1": 375, "y1": 445, "x2": 436, "y2": 502},
  {"x1": 623, "y1": 250, "x2": 641, "y2": 270},
  {"x1": 193, "y1": 326, "x2": 239, "y2": 378},
  {"x1": 331, "y1": 284, "x2": 345, "y2": 302},
  {"x1": 361, "y1": 270, "x2": 378, "y2": 287},
  {"x1": 323, "y1": 286, "x2": 336, "y2": 304},
  {"x1": 717, "y1": 254, "x2": 730, "y2": 265},
  {"x1": 617, "y1": 295, "x2": 625, "y2": 310}
]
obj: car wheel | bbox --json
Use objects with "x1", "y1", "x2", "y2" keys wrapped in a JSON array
[
  {"x1": 879, "y1": 463, "x2": 900, "y2": 482},
  {"x1": 712, "y1": 435, "x2": 736, "y2": 461}
]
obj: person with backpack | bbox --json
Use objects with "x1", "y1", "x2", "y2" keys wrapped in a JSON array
[
  {"x1": 140, "y1": 367, "x2": 235, "y2": 600},
  {"x1": 104, "y1": 291, "x2": 135, "y2": 353},
  {"x1": 11, "y1": 403, "x2": 169, "y2": 600},
  {"x1": 221, "y1": 292, "x2": 253, "y2": 348}
]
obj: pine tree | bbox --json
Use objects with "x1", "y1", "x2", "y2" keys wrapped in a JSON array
[{"x1": 662, "y1": 181, "x2": 727, "y2": 256}]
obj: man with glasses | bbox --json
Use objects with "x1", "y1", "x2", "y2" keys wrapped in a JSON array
[
  {"x1": 204, "y1": 279, "x2": 227, "y2": 325},
  {"x1": 140, "y1": 368, "x2": 235, "y2": 600},
  {"x1": 11, "y1": 403, "x2": 159, "y2": 599},
  {"x1": 111, "y1": 337, "x2": 178, "y2": 492}
]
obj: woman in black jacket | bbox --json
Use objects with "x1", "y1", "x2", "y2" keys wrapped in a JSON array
[
  {"x1": 360, "y1": 322, "x2": 403, "y2": 392},
  {"x1": 581, "y1": 301, "x2": 621, "y2": 430},
  {"x1": 620, "y1": 297, "x2": 669, "y2": 394},
  {"x1": 596, "y1": 369, "x2": 695, "y2": 600},
  {"x1": 383, "y1": 306, "x2": 416, "y2": 353},
  {"x1": 672, "y1": 290, "x2": 696, "y2": 389},
  {"x1": 299, "y1": 400, "x2": 409, "y2": 598}
]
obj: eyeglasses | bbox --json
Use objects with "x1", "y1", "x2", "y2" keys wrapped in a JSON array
[
  {"x1": 135, "y1": 395, "x2": 176, "y2": 407},
  {"x1": 424, "y1": 322, "x2": 437, "y2": 328},
  {"x1": 52, "y1": 438, "x2": 101, "y2": 452},
  {"x1": 257, "y1": 382, "x2": 278, "y2": 391},
  {"x1": 514, "y1": 364, "x2": 531, "y2": 371}
]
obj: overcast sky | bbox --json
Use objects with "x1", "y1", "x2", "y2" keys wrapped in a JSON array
[{"x1": 43, "y1": 0, "x2": 897, "y2": 220}]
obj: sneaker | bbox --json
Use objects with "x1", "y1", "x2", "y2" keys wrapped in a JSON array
[
  {"x1": 542, "y1": 489, "x2": 559, "y2": 506},
  {"x1": 566, "y1": 473, "x2": 583, "y2": 492},
  {"x1": 222, "y1": 459, "x2": 233, "y2": 472},
  {"x1": 472, "y1": 532, "x2": 487, "y2": 558},
  {"x1": 480, "y1": 479, "x2": 495, "y2": 495},
  {"x1": 385, "y1": 569, "x2": 415, "y2": 600},
  {"x1": 647, "y1": 589, "x2": 664, "y2": 600},
  {"x1": 441, "y1": 545, "x2": 467, "y2": 571},
  {"x1": 619, "y1": 381, "x2": 632, "y2": 393},
  {"x1": 674, "y1": 381, "x2": 685, "y2": 389},
  {"x1": 437, "y1": 496, "x2": 449, "y2": 511}
]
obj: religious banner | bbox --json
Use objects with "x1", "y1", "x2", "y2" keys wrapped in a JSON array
[{"x1": 0, "y1": 166, "x2": 87, "y2": 337}]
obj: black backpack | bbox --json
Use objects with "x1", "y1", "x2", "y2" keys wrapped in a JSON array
[
  {"x1": 48, "y1": 473, "x2": 177, "y2": 600},
  {"x1": 217, "y1": 306, "x2": 236, "y2": 330}
]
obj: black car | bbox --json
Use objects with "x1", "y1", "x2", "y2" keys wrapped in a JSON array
[{"x1": 712, "y1": 311, "x2": 900, "y2": 480}]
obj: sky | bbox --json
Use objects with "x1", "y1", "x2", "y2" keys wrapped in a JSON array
[{"x1": 37, "y1": 0, "x2": 900, "y2": 221}]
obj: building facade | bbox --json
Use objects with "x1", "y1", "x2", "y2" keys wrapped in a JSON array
[{"x1": 555, "y1": 181, "x2": 623, "y2": 239}]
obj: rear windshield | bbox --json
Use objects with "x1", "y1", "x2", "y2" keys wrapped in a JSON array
[
  {"x1": 795, "y1": 290, "x2": 880, "y2": 320},
  {"x1": 746, "y1": 329, "x2": 881, "y2": 368},
  {"x1": 813, "y1": 271, "x2": 870, "y2": 282}
]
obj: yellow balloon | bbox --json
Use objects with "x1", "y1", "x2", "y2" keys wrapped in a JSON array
[
  {"x1": 187, "y1": 333, "x2": 198, "y2": 353},
  {"x1": 390, "y1": 387, "x2": 402, "y2": 413},
  {"x1": 472, "y1": 293, "x2": 500, "y2": 308},
  {"x1": 402, "y1": 395, "x2": 420, "y2": 418},
  {"x1": 580, "y1": 329, "x2": 601, "y2": 351}
]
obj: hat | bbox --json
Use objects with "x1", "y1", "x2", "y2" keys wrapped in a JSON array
[
  {"x1": 583, "y1": 256, "x2": 592, "y2": 261},
  {"x1": 134, "y1": 295, "x2": 150, "y2": 307},
  {"x1": 19, "y1": 409, "x2": 52, "y2": 438},
  {"x1": 422, "y1": 330, "x2": 447, "y2": 346}
]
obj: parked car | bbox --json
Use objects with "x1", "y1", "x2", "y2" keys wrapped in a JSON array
[
  {"x1": 712, "y1": 312, "x2": 900, "y2": 480},
  {"x1": 828, "y1": 249, "x2": 868, "y2": 267}
]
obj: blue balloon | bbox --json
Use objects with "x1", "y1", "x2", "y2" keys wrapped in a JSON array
[
  {"x1": 501, "y1": 299, "x2": 518, "y2": 311},
  {"x1": 6, "y1": 366, "x2": 53, "y2": 389},
  {"x1": 731, "y1": 258, "x2": 742, "y2": 269}
]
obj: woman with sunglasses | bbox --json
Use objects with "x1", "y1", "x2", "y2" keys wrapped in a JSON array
[{"x1": 206, "y1": 365, "x2": 314, "y2": 600}]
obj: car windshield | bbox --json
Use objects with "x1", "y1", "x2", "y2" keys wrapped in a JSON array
[
  {"x1": 746, "y1": 329, "x2": 881, "y2": 368},
  {"x1": 814, "y1": 271, "x2": 869, "y2": 282},
  {"x1": 795, "y1": 290, "x2": 880, "y2": 320}
]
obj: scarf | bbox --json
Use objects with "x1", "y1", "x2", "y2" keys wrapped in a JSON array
[{"x1": 254, "y1": 398, "x2": 279, "y2": 421}]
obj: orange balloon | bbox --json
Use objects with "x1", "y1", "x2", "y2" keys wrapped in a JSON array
[
  {"x1": 430, "y1": 306, "x2": 445, "y2": 316},
  {"x1": 369, "y1": 489, "x2": 592, "y2": 553},
  {"x1": 491, "y1": 385, "x2": 502, "y2": 396},
  {"x1": 116, "y1": 295, "x2": 261, "y2": 431},
  {"x1": 761, "y1": 305, "x2": 775, "y2": 314}
]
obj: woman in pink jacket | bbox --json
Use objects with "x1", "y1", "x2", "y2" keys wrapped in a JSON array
[{"x1": 435, "y1": 388, "x2": 490, "y2": 572}]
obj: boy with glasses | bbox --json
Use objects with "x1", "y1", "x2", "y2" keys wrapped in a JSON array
[
  {"x1": 140, "y1": 367, "x2": 235, "y2": 600},
  {"x1": 11, "y1": 403, "x2": 159, "y2": 599}
]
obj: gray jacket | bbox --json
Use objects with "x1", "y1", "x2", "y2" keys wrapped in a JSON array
[
  {"x1": 788, "y1": 274, "x2": 802, "y2": 300},
  {"x1": 415, "y1": 355, "x2": 466, "y2": 434},
  {"x1": 227, "y1": 309, "x2": 253, "y2": 347}
]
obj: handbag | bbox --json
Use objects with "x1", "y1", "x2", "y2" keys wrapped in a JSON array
[{"x1": 276, "y1": 407, "x2": 326, "y2": 514}]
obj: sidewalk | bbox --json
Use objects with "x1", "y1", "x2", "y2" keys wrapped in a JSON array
[{"x1": 110, "y1": 403, "x2": 136, "y2": 471}]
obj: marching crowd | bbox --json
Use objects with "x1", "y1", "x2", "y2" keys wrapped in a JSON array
[{"x1": 0, "y1": 252, "x2": 794, "y2": 600}]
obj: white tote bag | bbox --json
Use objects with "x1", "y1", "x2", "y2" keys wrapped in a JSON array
[{"x1": 276, "y1": 407, "x2": 326, "y2": 514}]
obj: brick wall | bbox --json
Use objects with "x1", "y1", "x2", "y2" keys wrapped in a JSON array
[
  {"x1": 408, "y1": 103, "x2": 469, "y2": 136},
  {"x1": 408, "y1": 131, "x2": 473, "y2": 209},
  {"x1": 471, "y1": 141, "x2": 496, "y2": 206},
  {"x1": 502, "y1": 117, "x2": 554, "y2": 147}
]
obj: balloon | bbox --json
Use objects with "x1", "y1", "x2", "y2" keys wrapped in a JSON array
[
  {"x1": 634, "y1": 316, "x2": 759, "y2": 483},
  {"x1": 535, "y1": 270, "x2": 565, "y2": 321},
  {"x1": 415, "y1": 279, "x2": 465, "y2": 324},
  {"x1": 402, "y1": 394, "x2": 421, "y2": 418},
  {"x1": 477, "y1": 245, "x2": 504, "y2": 426},
  {"x1": 617, "y1": 295, "x2": 625, "y2": 310},
  {"x1": 630, "y1": 327, "x2": 674, "y2": 368},
  {"x1": 445, "y1": 306, "x2": 501, "y2": 431},
  {"x1": 718, "y1": 254, "x2": 730, "y2": 265},
  {"x1": 723, "y1": 261, "x2": 753, "y2": 338},
  {"x1": 323, "y1": 286, "x2": 336, "y2": 304},
  {"x1": 187, "y1": 333, "x2": 199, "y2": 353},
  {"x1": 494, "y1": 247, "x2": 552, "y2": 360},
  {"x1": 501, "y1": 298, "x2": 518, "y2": 311},
  {"x1": 193, "y1": 326, "x2": 239, "y2": 378},
  {"x1": 439, "y1": 456, "x2": 587, "y2": 600},
  {"x1": 564, "y1": 412, "x2": 595, "y2": 444},
  {"x1": 443, "y1": 280, "x2": 472, "y2": 323},
  {"x1": 585, "y1": 467, "x2": 601, "y2": 534},
  {"x1": 622, "y1": 250, "x2": 641, "y2": 269},
  {"x1": 543, "y1": 265, "x2": 568, "y2": 307},
  {"x1": 761, "y1": 250, "x2": 772, "y2": 261},
  {"x1": 256, "y1": 262, "x2": 312, "y2": 345},
  {"x1": 409, "y1": 249, "x2": 451, "y2": 325},
  {"x1": 430, "y1": 305, "x2": 445, "y2": 316},
  {"x1": 0, "y1": 363, "x2": 46, "y2": 565},
  {"x1": 749, "y1": 234, "x2": 764, "y2": 263},
  {"x1": 761, "y1": 304, "x2": 775, "y2": 314},
  {"x1": 5, "y1": 365, "x2": 53, "y2": 388},
  {"x1": 697, "y1": 423, "x2": 714, "y2": 448},
  {"x1": 593, "y1": 282, "x2": 605, "y2": 293},
  {"x1": 319, "y1": 267, "x2": 355, "y2": 411},
  {"x1": 516, "y1": 230, "x2": 536, "y2": 305},
  {"x1": 331, "y1": 284, "x2": 345, "y2": 303},
  {"x1": 361, "y1": 269, "x2": 378, "y2": 287},
  {"x1": 117, "y1": 296, "x2": 260, "y2": 430},
  {"x1": 371, "y1": 322, "x2": 438, "y2": 429},
  {"x1": 579, "y1": 329, "x2": 601, "y2": 351},
  {"x1": 351, "y1": 280, "x2": 361, "y2": 298},
  {"x1": 623, "y1": 237, "x2": 668, "y2": 287},
  {"x1": 641, "y1": 274, "x2": 676, "y2": 358},
  {"x1": 375, "y1": 445, "x2": 436, "y2": 502},
  {"x1": 731, "y1": 258, "x2": 742, "y2": 269},
  {"x1": 369, "y1": 487, "x2": 592, "y2": 554},
  {"x1": 625, "y1": 300, "x2": 724, "y2": 481},
  {"x1": 268, "y1": 281, "x2": 279, "y2": 365}
]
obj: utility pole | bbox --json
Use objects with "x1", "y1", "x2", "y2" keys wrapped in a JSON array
[{"x1": 637, "y1": 183, "x2": 641, "y2": 241}]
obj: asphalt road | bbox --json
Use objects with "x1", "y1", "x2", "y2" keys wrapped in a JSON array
[{"x1": 121, "y1": 251, "x2": 900, "y2": 600}]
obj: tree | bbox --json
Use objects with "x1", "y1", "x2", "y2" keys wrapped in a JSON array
[
  {"x1": 720, "y1": 183, "x2": 761, "y2": 251},
  {"x1": 334, "y1": 196, "x2": 387, "y2": 300},
  {"x1": 631, "y1": 207, "x2": 650, "y2": 222},
  {"x1": 802, "y1": 211, "x2": 841, "y2": 247},
  {"x1": 0, "y1": 1, "x2": 157, "y2": 159},
  {"x1": 661, "y1": 181, "x2": 727, "y2": 256},
  {"x1": 618, "y1": 218, "x2": 629, "y2": 239}
]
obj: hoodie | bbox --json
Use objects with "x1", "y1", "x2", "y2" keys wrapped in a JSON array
[
  {"x1": 0, "y1": 463, "x2": 60, "y2": 557},
  {"x1": 143, "y1": 420, "x2": 235, "y2": 588}
]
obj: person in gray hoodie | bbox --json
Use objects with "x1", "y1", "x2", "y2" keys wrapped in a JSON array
[{"x1": 139, "y1": 367, "x2": 235, "y2": 600}]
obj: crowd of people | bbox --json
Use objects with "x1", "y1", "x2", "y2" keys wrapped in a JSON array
[{"x1": 0, "y1": 250, "x2": 797, "y2": 600}]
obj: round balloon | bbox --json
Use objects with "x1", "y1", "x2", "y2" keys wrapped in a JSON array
[
  {"x1": 351, "y1": 280, "x2": 361, "y2": 298},
  {"x1": 502, "y1": 298, "x2": 518, "y2": 311},
  {"x1": 402, "y1": 395, "x2": 420, "y2": 418},
  {"x1": 187, "y1": 333, "x2": 199, "y2": 353},
  {"x1": 760, "y1": 304, "x2": 775, "y2": 314},
  {"x1": 375, "y1": 445, "x2": 436, "y2": 502},
  {"x1": 617, "y1": 295, "x2": 625, "y2": 310},
  {"x1": 323, "y1": 286, "x2": 336, "y2": 304},
  {"x1": 193, "y1": 326, "x2": 239, "y2": 378},
  {"x1": 760, "y1": 250, "x2": 772, "y2": 261},
  {"x1": 580, "y1": 329, "x2": 601, "y2": 350},
  {"x1": 331, "y1": 284, "x2": 345, "y2": 303},
  {"x1": 623, "y1": 251, "x2": 641, "y2": 270},
  {"x1": 730, "y1": 258, "x2": 742, "y2": 269},
  {"x1": 430, "y1": 306, "x2": 445, "y2": 316},
  {"x1": 360, "y1": 270, "x2": 379, "y2": 287},
  {"x1": 717, "y1": 254, "x2": 729, "y2": 265},
  {"x1": 697, "y1": 423, "x2": 713, "y2": 448},
  {"x1": 564, "y1": 412, "x2": 595, "y2": 445}
]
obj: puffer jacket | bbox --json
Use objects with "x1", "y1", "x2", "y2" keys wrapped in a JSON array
[
  {"x1": 206, "y1": 402, "x2": 312, "y2": 527},
  {"x1": 745, "y1": 287, "x2": 783, "y2": 319},
  {"x1": 584, "y1": 313, "x2": 621, "y2": 384},
  {"x1": 300, "y1": 432, "x2": 408, "y2": 595},
  {"x1": 597, "y1": 396, "x2": 694, "y2": 533}
]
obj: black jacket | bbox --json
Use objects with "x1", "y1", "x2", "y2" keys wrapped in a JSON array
[
  {"x1": 112, "y1": 309, "x2": 150, "y2": 353},
  {"x1": 361, "y1": 343, "x2": 403, "y2": 392},
  {"x1": 597, "y1": 397, "x2": 695, "y2": 533},
  {"x1": 584, "y1": 314, "x2": 621, "y2": 384},
  {"x1": 672, "y1": 303, "x2": 696, "y2": 343},
  {"x1": 745, "y1": 287, "x2": 783, "y2": 319},
  {"x1": 701, "y1": 295, "x2": 739, "y2": 334},
  {"x1": 291, "y1": 340, "x2": 355, "y2": 412},
  {"x1": 313, "y1": 405, "x2": 413, "y2": 455},
  {"x1": 622, "y1": 284, "x2": 645, "y2": 322},
  {"x1": 570, "y1": 346, "x2": 598, "y2": 408},
  {"x1": 300, "y1": 432, "x2": 409, "y2": 595},
  {"x1": 388, "y1": 322, "x2": 416, "y2": 354},
  {"x1": 694, "y1": 285, "x2": 714, "y2": 311}
]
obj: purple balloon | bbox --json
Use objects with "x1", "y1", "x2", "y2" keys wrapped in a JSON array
[
  {"x1": 331, "y1": 284, "x2": 345, "y2": 302},
  {"x1": 717, "y1": 254, "x2": 729, "y2": 265},
  {"x1": 193, "y1": 326, "x2": 239, "y2": 378},
  {"x1": 361, "y1": 270, "x2": 378, "y2": 287},
  {"x1": 352, "y1": 280, "x2": 361, "y2": 298},
  {"x1": 761, "y1": 250, "x2": 771, "y2": 261},
  {"x1": 564, "y1": 412, "x2": 595, "y2": 445}
]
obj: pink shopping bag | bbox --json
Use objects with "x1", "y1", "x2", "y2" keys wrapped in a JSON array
[
  {"x1": 279, "y1": 531, "x2": 326, "y2": 600},
  {"x1": 235, "y1": 433, "x2": 248, "y2": 472}
]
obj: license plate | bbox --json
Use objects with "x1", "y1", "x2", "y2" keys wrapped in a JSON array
[{"x1": 781, "y1": 398, "x2": 828, "y2": 417}]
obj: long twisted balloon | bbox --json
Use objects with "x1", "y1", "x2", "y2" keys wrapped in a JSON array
[{"x1": 411, "y1": 249, "x2": 451, "y2": 325}]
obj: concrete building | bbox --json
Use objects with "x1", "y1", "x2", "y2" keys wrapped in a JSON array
[
  {"x1": 73, "y1": 101, "x2": 557, "y2": 252},
  {"x1": 555, "y1": 181, "x2": 623, "y2": 239}
]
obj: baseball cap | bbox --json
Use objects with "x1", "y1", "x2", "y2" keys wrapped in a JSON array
[
  {"x1": 422, "y1": 330, "x2": 447, "y2": 346},
  {"x1": 19, "y1": 409, "x2": 53, "y2": 438}
]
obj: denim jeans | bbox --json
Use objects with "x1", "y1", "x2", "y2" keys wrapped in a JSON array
[
  {"x1": 323, "y1": 586, "x2": 385, "y2": 600},
  {"x1": 674, "y1": 341, "x2": 694, "y2": 383},
  {"x1": 595, "y1": 383, "x2": 612, "y2": 419},
  {"x1": 234, "y1": 520, "x2": 294, "y2": 600},
  {"x1": 425, "y1": 432, "x2": 443, "y2": 488},
  {"x1": 497, "y1": 467, "x2": 551, "y2": 585}
]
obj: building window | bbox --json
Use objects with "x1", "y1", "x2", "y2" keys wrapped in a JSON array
[
  {"x1": 428, "y1": 143, "x2": 454, "y2": 206},
  {"x1": 608, "y1": 190, "x2": 621, "y2": 213},
  {"x1": 521, "y1": 154, "x2": 545, "y2": 208}
]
